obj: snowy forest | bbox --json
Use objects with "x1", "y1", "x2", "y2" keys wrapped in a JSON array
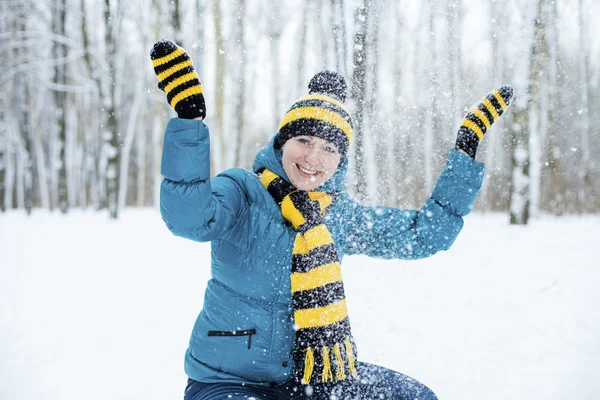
[{"x1": 1, "y1": 0, "x2": 599, "y2": 222}]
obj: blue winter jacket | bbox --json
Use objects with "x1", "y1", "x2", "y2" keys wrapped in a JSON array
[{"x1": 160, "y1": 118, "x2": 484, "y2": 386}]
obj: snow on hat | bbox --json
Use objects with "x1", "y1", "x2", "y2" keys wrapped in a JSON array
[{"x1": 275, "y1": 71, "x2": 353, "y2": 155}]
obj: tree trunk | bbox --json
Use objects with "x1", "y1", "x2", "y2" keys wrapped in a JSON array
[
  {"x1": 171, "y1": 0, "x2": 183, "y2": 45},
  {"x1": 195, "y1": 0, "x2": 205, "y2": 80},
  {"x1": 136, "y1": 106, "x2": 147, "y2": 207},
  {"x1": 423, "y1": 0, "x2": 439, "y2": 193},
  {"x1": 24, "y1": 82, "x2": 35, "y2": 214},
  {"x1": 528, "y1": 1, "x2": 551, "y2": 219},
  {"x1": 0, "y1": 0, "x2": 5, "y2": 211},
  {"x1": 0, "y1": 131, "x2": 4, "y2": 211},
  {"x1": 0, "y1": 97, "x2": 6, "y2": 212},
  {"x1": 484, "y1": 0, "x2": 508, "y2": 211},
  {"x1": 316, "y1": 0, "x2": 328, "y2": 68},
  {"x1": 80, "y1": 0, "x2": 101, "y2": 210},
  {"x1": 540, "y1": 0, "x2": 564, "y2": 215},
  {"x1": 297, "y1": 0, "x2": 309, "y2": 94},
  {"x1": 213, "y1": 0, "x2": 226, "y2": 173},
  {"x1": 351, "y1": 2, "x2": 368, "y2": 202},
  {"x1": 408, "y1": 20, "x2": 425, "y2": 207},
  {"x1": 577, "y1": 0, "x2": 590, "y2": 213},
  {"x1": 16, "y1": 142, "x2": 25, "y2": 209},
  {"x1": 268, "y1": 0, "x2": 282, "y2": 134},
  {"x1": 151, "y1": 109, "x2": 163, "y2": 207},
  {"x1": 330, "y1": 0, "x2": 347, "y2": 77},
  {"x1": 10, "y1": 6, "x2": 32, "y2": 212},
  {"x1": 118, "y1": 76, "x2": 143, "y2": 211},
  {"x1": 446, "y1": 0, "x2": 462, "y2": 132},
  {"x1": 366, "y1": 0, "x2": 382, "y2": 204},
  {"x1": 0, "y1": 153, "x2": 4, "y2": 212},
  {"x1": 54, "y1": 0, "x2": 68, "y2": 213},
  {"x1": 233, "y1": 0, "x2": 246, "y2": 167},
  {"x1": 103, "y1": 0, "x2": 121, "y2": 219},
  {"x1": 4, "y1": 126, "x2": 15, "y2": 210},
  {"x1": 389, "y1": 0, "x2": 404, "y2": 208},
  {"x1": 509, "y1": 108, "x2": 530, "y2": 225},
  {"x1": 510, "y1": 0, "x2": 548, "y2": 225}
]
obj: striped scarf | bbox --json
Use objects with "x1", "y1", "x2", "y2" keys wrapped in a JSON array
[{"x1": 258, "y1": 168, "x2": 358, "y2": 386}]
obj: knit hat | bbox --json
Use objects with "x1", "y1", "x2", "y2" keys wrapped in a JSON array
[{"x1": 275, "y1": 71, "x2": 353, "y2": 155}]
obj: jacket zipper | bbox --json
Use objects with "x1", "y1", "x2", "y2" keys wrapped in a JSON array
[{"x1": 207, "y1": 328, "x2": 257, "y2": 349}]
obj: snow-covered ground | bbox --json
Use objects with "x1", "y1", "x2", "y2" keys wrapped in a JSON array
[{"x1": 1, "y1": 209, "x2": 599, "y2": 400}]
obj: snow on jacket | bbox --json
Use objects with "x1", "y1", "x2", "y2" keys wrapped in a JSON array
[{"x1": 160, "y1": 118, "x2": 484, "y2": 385}]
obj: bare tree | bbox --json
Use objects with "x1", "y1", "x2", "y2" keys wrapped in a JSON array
[
  {"x1": 366, "y1": 0, "x2": 384, "y2": 204},
  {"x1": 0, "y1": 1, "x2": 5, "y2": 212},
  {"x1": 53, "y1": 0, "x2": 68, "y2": 213},
  {"x1": 212, "y1": 0, "x2": 226, "y2": 172},
  {"x1": 268, "y1": 0, "x2": 282, "y2": 134},
  {"x1": 149, "y1": 0, "x2": 167, "y2": 207},
  {"x1": 389, "y1": 0, "x2": 405, "y2": 208},
  {"x1": 510, "y1": 0, "x2": 549, "y2": 225},
  {"x1": 233, "y1": 0, "x2": 247, "y2": 167},
  {"x1": 423, "y1": 0, "x2": 440, "y2": 193},
  {"x1": 316, "y1": 0, "x2": 329, "y2": 69},
  {"x1": 577, "y1": 0, "x2": 591, "y2": 213},
  {"x1": 446, "y1": 0, "x2": 462, "y2": 130},
  {"x1": 0, "y1": 96, "x2": 5, "y2": 212},
  {"x1": 483, "y1": 0, "x2": 509, "y2": 211},
  {"x1": 195, "y1": 0, "x2": 206, "y2": 79},
  {"x1": 297, "y1": 0, "x2": 309, "y2": 94},
  {"x1": 331, "y1": 0, "x2": 348, "y2": 77},
  {"x1": 102, "y1": 0, "x2": 121, "y2": 219},
  {"x1": 4, "y1": 2, "x2": 31, "y2": 211},
  {"x1": 540, "y1": 0, "x2": 565, "y2": 215},
  {"x1": 351, "y1": 1, "x2": 368, "y2": 202},
  {"x1": 171, "y1": 0, "x2": 183, "y2": 45},
  {"x1": 80, "y1": 0, "x2": 101, "y2": 210}
]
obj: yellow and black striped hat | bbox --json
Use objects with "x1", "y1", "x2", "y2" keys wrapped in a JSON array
[{"x1": 275, "y1": 71, "x2": 353, "y2": 155}]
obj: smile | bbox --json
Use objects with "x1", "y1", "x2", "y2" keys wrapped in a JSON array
[{"x1": 296, "y1": 164, "x2": 322, "y2": 177}]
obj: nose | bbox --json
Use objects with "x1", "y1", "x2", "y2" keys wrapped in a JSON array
[{"x1": 304, "y1": 147, "x2": 320, "y2": 164}]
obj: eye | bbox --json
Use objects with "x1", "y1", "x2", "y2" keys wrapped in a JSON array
[
  {"x1": 297, "y1": 138, "x2": 310, "y2": 144},
  {"x1": 323, "y1": 145, "x2": 338, "y2": 154}
]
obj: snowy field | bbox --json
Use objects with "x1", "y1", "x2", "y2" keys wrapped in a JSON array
[{"x1": 1, "y1": 209, "x2": 599, "y2": 400}]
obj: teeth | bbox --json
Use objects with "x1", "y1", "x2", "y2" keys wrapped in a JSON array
[{"x1": 297, "y1": 165, "x2": 318, "y2": 175}]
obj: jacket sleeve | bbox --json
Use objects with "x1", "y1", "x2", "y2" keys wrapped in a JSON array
[
  {"x1": 159, "y1": 118, "x2": 245, "y2": 242},
  {"x1": 341, "y1": 149, "x2": 484, "y2": 260}
]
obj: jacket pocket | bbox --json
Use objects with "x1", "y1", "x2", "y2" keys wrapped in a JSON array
[{"x1": 207, "y1": 328, "x2": 256, "y2": 349}]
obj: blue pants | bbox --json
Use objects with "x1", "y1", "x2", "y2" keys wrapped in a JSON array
[{"x1": 184, "y1": 362, "x2": 438, "y2": 400}]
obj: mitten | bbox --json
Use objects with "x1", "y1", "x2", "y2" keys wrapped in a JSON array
[
  {"x1": 150, "y1": 40, "x2": 206, "y2": 119},
  {"x1": 455, "y1": 86, "x2": 514, "y2": 159}
]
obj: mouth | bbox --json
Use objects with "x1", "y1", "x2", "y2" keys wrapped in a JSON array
[{"x1": 295, "y1": 164, "x2": 323, "y2": 179}]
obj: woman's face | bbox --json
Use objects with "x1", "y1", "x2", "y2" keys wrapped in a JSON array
[{"x1": 281, "y1": 136, "x2": 342, "y2": 191}]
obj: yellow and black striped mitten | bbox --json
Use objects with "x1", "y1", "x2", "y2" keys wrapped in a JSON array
[
  {"x1": 150, "y1": 40, "x2": 206, "y2": 119},
  {"x1": 455, "y1": 86, "x2": 514, "y2": 159}
]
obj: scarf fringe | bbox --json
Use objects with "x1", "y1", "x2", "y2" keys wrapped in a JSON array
[
  {"x1": 321, "y1": 347, "x2": 333, "y2": 382},
  {"x1": 333, "y1": 344, "x2": 346, "y2": 380},
  {"x1": 345, "y1": 337, "x2": 358, "y2": 377},
  {"x1": 301, "y1": 337, "x2": 358, "y2": 385},
  {"x1": 301, "y1": 348, "x2": 315, "y2": 384}
]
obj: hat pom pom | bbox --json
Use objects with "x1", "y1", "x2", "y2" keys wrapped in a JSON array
[{"x1": 308, "y1": 70, "x2": 348, "y2": 103}]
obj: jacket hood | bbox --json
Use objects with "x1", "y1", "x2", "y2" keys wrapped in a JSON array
[{"x1": 252, "y1": 132, "x2": 348, "y2": 193}]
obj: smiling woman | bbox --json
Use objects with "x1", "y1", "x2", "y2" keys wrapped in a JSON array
[
  {"x1": 151, "y1": 39, "x2": 513, "y2": 400},
  {"x1": 281, "y1": 136, "x2": 341, "y2": 191}
]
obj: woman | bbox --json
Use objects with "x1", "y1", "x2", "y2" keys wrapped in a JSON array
[{"x1": 151, "y1": 40, "x2": 513, "y2": 400}]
